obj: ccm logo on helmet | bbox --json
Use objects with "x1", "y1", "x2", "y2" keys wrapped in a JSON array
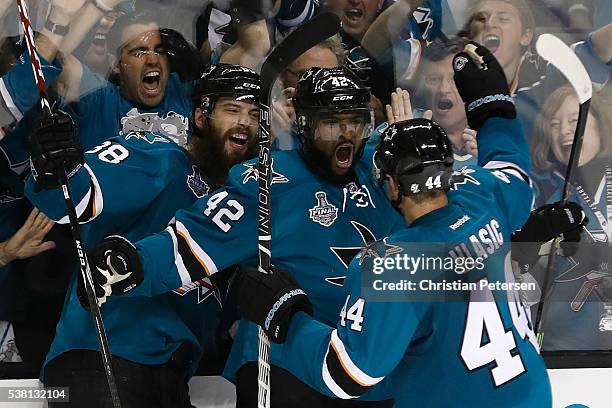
[
  {"x1": 241, "y1": 82, "x2": 259, "y2": 89},
  {"x1": 333, "y1": 95, "x2": 354, "y2": 101}
]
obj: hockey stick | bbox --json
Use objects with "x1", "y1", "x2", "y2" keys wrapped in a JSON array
[
  {"x1": 532, "y1": 33, "x2": 593, "y2": 346},
  {"x1": 256, "y1": 11, "x2": 341, "y2": 407},
  {"x1": 15, "y1": 1, "x2": 122, "y2": 406}
]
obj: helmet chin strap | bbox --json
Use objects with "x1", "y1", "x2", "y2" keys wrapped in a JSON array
[{"x1": 388, "y1": 179, "x2": 404, "y2": 214}]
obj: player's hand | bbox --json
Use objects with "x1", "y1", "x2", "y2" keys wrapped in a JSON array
[
  {"x1": 29, "y1": 110, "x2": 84, "y2": 192},
  {"x1": 238, "y1": 266, "x2": 312, "y2": 343},
  {"x1": 511, "y1": 201, "x2": 588, "y2": 273},
  {"x1": 0, "y1": 208, "x2": 55, "y2": 266},
  {"x1": 385, "y1": 88, "x2": 432, "y2": 125},
  {"x1": 452, "y1": 42, "x2": 516, "y2": 130},
  {"x1": 462, "y1": 128, "x2": 478, "y2": 157},
  {"x1": 271, "y1": 87, "x2": 296, "y2": 139},
  {"x1": 78, "y1": 235, "x2": 143, "y2": 308}
]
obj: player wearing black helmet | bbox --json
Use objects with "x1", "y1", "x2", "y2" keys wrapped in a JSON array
[
  {"x1": 238, "y1": 43, "x2": 556, "y2": 407},
  {"x1": 190, "y1": 63, "x2": 260, "y2": 185},
  {"x1": 81, "y1": 66, "x2": 402, "y2": 407},
  {"x1": 374, "y1": 118, "x2": 454, "y2": 207},
  {"x1": 25, "y1": 63, "x2": 260, "y2": 407},
  {"x1": 294, "y1": 67, "x2": 374, "y2": 184}
]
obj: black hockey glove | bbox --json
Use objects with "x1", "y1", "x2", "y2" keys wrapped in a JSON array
[
  {"x1": 78, "y1": 235, "x2": 143, "y2": 309},
  {"x1": 238, "y1": 266, "x2": 312, "y2": 343},
  {"x1": 511, "y1": 201, "x2": 588, "y2": 273},
  {"x1": 29, "y1": 110, "x2": 84, "y2": 192},
  {"x1": 160, "y1": 28, "x2": 204, "y2": 82},
  {"x1": 452, "y1": 42, "x2": 516, "y2": 130}
]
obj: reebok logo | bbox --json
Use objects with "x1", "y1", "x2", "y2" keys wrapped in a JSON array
[{"x1": 449, "y1": 215, "x2": 471, "y2": 230}]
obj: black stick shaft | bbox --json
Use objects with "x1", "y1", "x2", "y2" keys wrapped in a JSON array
[
  {"x1": 15, "y1": 1, "x2": 121, "y2": 406},
  {"x1": 254, "y1": 12, "x2": 341, "y2": 407},
  {"x1": 535, "y1": 100, "x2": 591, "y2": 345}
]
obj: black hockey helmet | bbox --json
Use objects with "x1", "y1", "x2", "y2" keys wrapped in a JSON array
[
  {"x1": 293, "y1": 67, "x2": 374, "y2": 185},
  {"x1": 293, "y1": 67, "x2": 373, "y2": 140},
  {"x1": 374, "y1": 118, "x2": 454, "y2": 196},
  {"x1": 294, "y1": 67, "x2": 371, "y2": 113},
  {"x1": 193, "y1": 63, "x2": 261, "y2": 117},
  {"x1": 293, "y1": 68, "x2": 374, "y2": 142}
]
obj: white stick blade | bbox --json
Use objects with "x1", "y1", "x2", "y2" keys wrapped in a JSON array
[{"x1": 535, "y1": 33, "x2": 592, "y2": 103}]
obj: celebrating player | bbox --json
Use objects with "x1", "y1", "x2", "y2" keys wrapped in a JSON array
[
  {"x1": 83, "y1": 67, "x2": 404, "y2": 406},
  {"x1": 24, "y1": 63, "x2": 259, "y2": 407},
  {"x1": 238, "y1": 44, "x2": 554, "y2": 406}
]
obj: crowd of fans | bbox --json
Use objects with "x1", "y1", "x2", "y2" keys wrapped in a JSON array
[{"x1": 0, "y1": 0, "x2": 610, "y2": 403}]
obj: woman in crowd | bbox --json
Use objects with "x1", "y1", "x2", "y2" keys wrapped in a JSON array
[{"x1": 530, "y1": 85, "x2": 612, "y2": 350}]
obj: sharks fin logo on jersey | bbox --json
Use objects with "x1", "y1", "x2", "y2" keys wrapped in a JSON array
[
  {"x1": 173, "y1": 278, "x2": 221, "y2": 306},
  {"x1": 357, "y1": 238, "x2": 404, "y2": 267},
  {"x1": 309, "y1": 191, "x2": 338, "y2": 227},
  {"x1": 120, "y1": 108, "x2": 188, "y2": 146},
  {"x1": 187, "y1": 165, "x2": 210, "y2": 198},
  {"x1": 124, "y1": 131, "x2": 170, "y2": 144},
  {"x1": 327, "y1": 221, "x2": 381, "y2": 286},
  {"x1": 451, "y1": 167, "x2": 481, "y2": 190},
  {"x1": 241, "y1": 159, "x2": 289, "y2": 185}
]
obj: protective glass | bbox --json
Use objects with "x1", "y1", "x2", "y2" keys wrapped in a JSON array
[
  {"x1": 207, "y1": 97, "x2": 260, "y2": 128},
  {"x1": 312, "y1": 110, "x2": 374, "y2": 141}
]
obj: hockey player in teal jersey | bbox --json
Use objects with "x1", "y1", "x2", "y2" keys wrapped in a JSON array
[
  {"x1": 24, "y1": 63, "x2": 260, "y2": 407},
  {"x1": 85, "y1": 67, "x2": 404, "y2": 406},
  {"x1": 237, "y1": 44, "x2": 554, "y2": 406}
]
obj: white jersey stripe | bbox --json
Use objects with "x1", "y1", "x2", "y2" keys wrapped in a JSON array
[
  {"x1": 175, "y1": 220, "x2": 219, "y2": 275},
  {"x1": 57, "y1": 164, "x2": 103, "y2": 224},
  {"x1": 322, "y1": 346, "x2": 354, "y2": 399},
  {"x1": 166, "y1": 226, "x2": 192, "y2": 287},
  {"x1": 330, "y1": 330, "x2": 384, "y2": 387}
]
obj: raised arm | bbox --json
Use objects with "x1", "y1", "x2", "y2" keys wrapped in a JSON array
[
  {"x1": 452, "y1": 43, "x2": 532, "y2": 230},
  {"x1": 49, "y1": 0, "x2": 123, "y2": 100},
  {"x1": 590, "y1": 22, "x2": 612, "y2": 66},
  {"x1": 361, "y1": 0, "x2": 425, "y2": 59}
]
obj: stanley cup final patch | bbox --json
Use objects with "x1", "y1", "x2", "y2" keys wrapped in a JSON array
[
  {"x1": 187, "y1": 166, "x2": 210, "y2": 198},
  {"x1": 309, "y1": 191, "x2": 338, "y2": 227}
]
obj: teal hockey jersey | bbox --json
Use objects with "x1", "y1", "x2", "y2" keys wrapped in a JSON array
[
  {"x1": 277, "y1": 117, "x2": 552, "y2": 407},
  {"x1": 24, "y1": 132, "x2": 221, "y2": 374},
  {"x1": 129, "y1": 145, "x2": 405, "y2": 394}
]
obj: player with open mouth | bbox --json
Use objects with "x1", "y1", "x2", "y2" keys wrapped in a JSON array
[{"x1": 294, "y1": 67, "x2": 374, "y2": 183}]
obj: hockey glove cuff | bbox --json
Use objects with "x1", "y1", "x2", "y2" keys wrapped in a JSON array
[{"x1": 238, "y1": 266, "x2": 312, "y2": 343}]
